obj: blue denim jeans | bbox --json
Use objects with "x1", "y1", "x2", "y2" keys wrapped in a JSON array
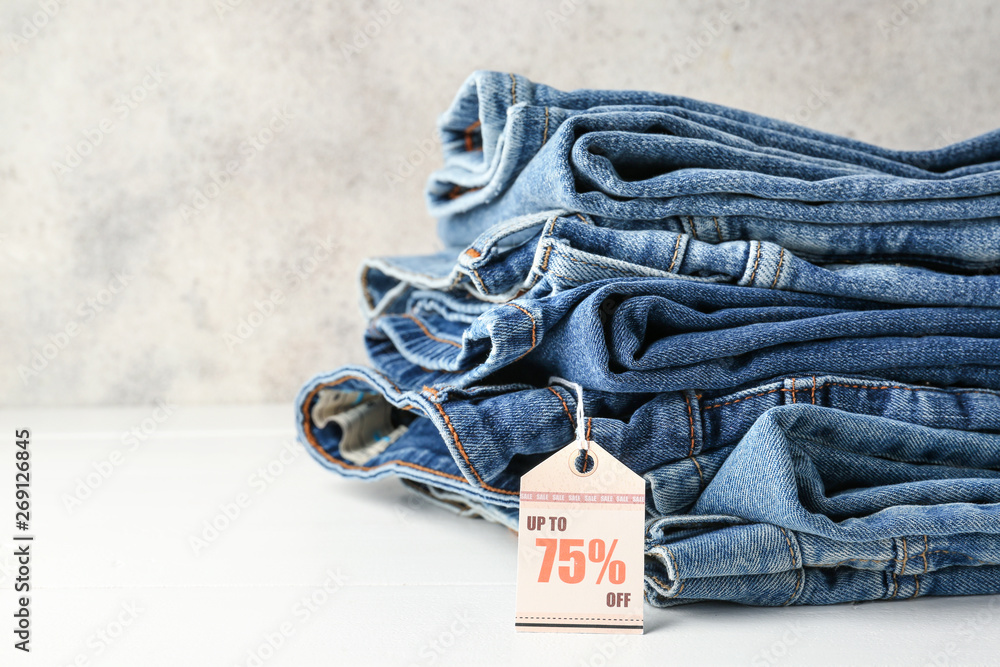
[
  {"x1": 361, "y1": 211, "x2": 1000, "y2": 322},
  {"x1": 297, "y1": 71, "x2": 1000, "y2": 608},
  {"x1": 429, "y1": 72, "x2": 1000, "y2": 271},
  {"x1": 647, "y1": 405, "x2": 1000, "y2": 606},
  {"x1": 363, "y1": 275, "x2": 1000, "y2": 393},
  {"x1": 296, "y1": 369, "x2": 1000, "y2": 605}
]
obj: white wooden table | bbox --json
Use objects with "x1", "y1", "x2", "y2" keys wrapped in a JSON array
[{"x1": 2, "y1": 405, "x2": 998, "y2": 666}]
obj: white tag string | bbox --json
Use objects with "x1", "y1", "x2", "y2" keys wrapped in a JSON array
[{"x1": 548, "y1": 376, "x2": 588, "y2": 452}]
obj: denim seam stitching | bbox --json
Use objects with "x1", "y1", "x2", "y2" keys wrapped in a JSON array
[
  {"x1": 683, "y1": 393, "x2": 697, "y2": 456},
  {"x1": 702, "y1": 381, "x2": 998, "y2": 411},
  {"x1": 542, "y1": 107, "x2": 550, "y2": 144},
  {"x1": 830, "y1": 550, "x2": 999, "y2": 569},
  {"x1": 649, "y1": 575, "x2": 685, "y2": 599},
  {"x1": 360, "y1": 266, "x2": 375, "y2": 309},
  {"x1": 547, "y1": 386, "x2": 576, "y2": 430},
  {"x1": 505, "y1": 303, "x2": 538, "y2": 362},
  {"x1": 399, "y1": 313, "x2": 462, "y2": 348},
  {"x1": 689, "y1": 456, "x2": 704, "y2": 485},
  {"x1": 299, "y1": 377, "x2": 477, "y2": 489},
  {"x1": 778, "y1": 527, "x2": 802, "y2": 606},
  {"x1": 422, "y1": 386, "x2": 519, "y2": 497},
  {"x1": 667, "y1": 234, "x2": 683, "y2": 272},
  {"x1": 463, "y1": 119, "x2": 481, "y2": 152},
  {"x1": 553, "y1": 248, "x2": 635, "y2": 275},
  {"x1": 470, "y1": 265, "x2": 489, "y2": 295},
  {"x1": 748, "y1": 241, "x2": 763, "y2": 286},
  {"x1": 712, "y1": 216, "x2": 723, "y2": 242},
  {"x1": 770, "y1": 249, "x2": 786, "y2": 289}
]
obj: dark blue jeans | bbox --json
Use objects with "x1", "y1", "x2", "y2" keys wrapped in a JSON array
[{"x1": 296, "y1": 369, "x2": 1000, "y2": 606}]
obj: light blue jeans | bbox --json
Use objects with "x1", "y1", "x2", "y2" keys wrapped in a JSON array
[{"x1": 429, "y1": 71, "x2": 1000, "y2": 273}]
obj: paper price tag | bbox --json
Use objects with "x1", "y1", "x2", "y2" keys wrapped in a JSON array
[{"x1": 515, "y1": 440, "x2": 645, "y2": 634}]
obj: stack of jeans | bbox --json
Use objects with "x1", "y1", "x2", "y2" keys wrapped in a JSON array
[{"x1": 297, "y1": 71, "x2": 1000, "y2": 606}]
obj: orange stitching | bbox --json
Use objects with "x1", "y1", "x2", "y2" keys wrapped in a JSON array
[
  {"x1": 688, "y1": 216, "x2": 699, "y2": 240},
  {"x1": 445, "y1": 185, "x2": 482, "y2": 200},
  {"x1": 586, "y1": 417, "x2": 593, "y2": 440},
  {"x1": 913, "y1": 574, "x2": 921, "y2": 598},
  {"x1": 811, "y1": 376, "x2": 816, "y2": 404},
  {"x1": 509, "y1": 73, "x2": 517, "y2": 104},
  {"x1": 541, "y1": 246, "x2": 553, "y2": 271},
  {"x1": 922, "y1": 535, "x2": 929, "y2": 573},
  {"x1": 791, "y1": 377, "x2": 796, "y2": 404},
  {"x1": 748, "y1": 242, "x2": 762, "y2": 285},
  {"x1": 471, "y1": 266, "x2": 488, "y2": 295},
  {"x1": 890, "y1": 572, "x2": 900, "y2": 599},
  {"x1": 783, "y1": 570, "x2": 802, "y2": 607},
  {"x1": 778, "y1": 527, "x2": 801, "y2": 606},
  {"x1": 770, "y1": 249, "x2": 786, "y2": 289},
  {"x1": 400, "y1": 313, "x2": 461, "y2": 348},
  {"x1": 689, "y1": 455, "x2": 704, "y2": 483},
  {"x1": 464, "y1": 119, "x2": 481, "y2": 152},
  {"x1": 542, "y1": 107, "x2": 550, "y2": 144},
  {"x1": 360, "y1": 266, "x2": 375, "y2": 309},
  {"x1": 299, "y1": 377, "x2": 500, "y2": 492},
  {"x1": 429, "y1": 400, "x2": 518, "y2": 495},
  {"x1": 547, "y1": 386, "x2": 575, "y2": 430},
  {"x1": 900, "y1": 537, "x2": 909, "y2": 575},
  {"x1": 778, "y1": 527, "x2": 797, "y2": 568},
  {"x1": 507, "y1": 303, "x2": 536, "y2": 349},
  {"x1": 712, "y1": 216, "x2": 722, "y2": 242},
  {"x1": 667, "y1": 234, "x2": 682, "y2": 272},
  {"x1": 545, "y1": 214, "x2": 560, "y2": 236},
  {"x1": 683, "y1": 393, "x2": 696, "y2": 456},
  {"x1": 576, "y1": 213, "x2": 588, "y2": 223},
  {"x1": 465, "y1": 248, "x2": 481, "y2": 258}
]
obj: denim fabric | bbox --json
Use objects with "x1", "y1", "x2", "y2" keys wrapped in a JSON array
[
  {"x1": 361, "y1": 211, "x2": 1000, "y2": 320},
  {"x1": 297, "y1": 369, "x2": 1000, "y2": 518},
  {"x1": 429, "y1": 72, "x2": 1000, "y2": 270},
  {"x1": 296, "y1": 369, "x2": 1000, "y2": 605},
  {"x1": 646, "y1": 405, "x2": 1000, "y2": 606},
  {"x1": 298, "y1": 71, "x2": 1000, "y2": 608},
  {"x1": 363, "y1": 275, "x2": 1000, "y2": 393}
]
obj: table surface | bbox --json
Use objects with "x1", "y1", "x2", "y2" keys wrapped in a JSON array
[{"x1": 2, "y1": 405, "x2": 998, "y2": 667}]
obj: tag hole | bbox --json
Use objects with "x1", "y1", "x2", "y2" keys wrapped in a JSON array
[{"x1": 570, "y1": 449, "x2": 597, "y2": 477}]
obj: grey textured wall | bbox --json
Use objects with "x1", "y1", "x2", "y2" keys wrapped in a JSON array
[{"x1": 2, "y1": 0, "x2": 997, "y2": 406}]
